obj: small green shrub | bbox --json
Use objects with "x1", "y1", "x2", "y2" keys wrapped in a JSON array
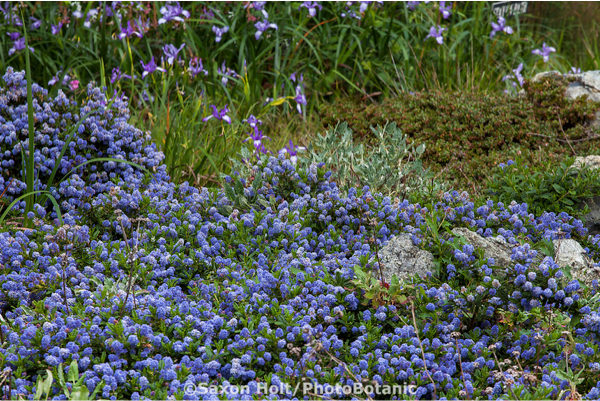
[
  {"x1": 319, "y1": 75, "x2": 600, "y2": 196},
  {"x1": 481, "y1": 155, "x2": 600, "y2": 219}
]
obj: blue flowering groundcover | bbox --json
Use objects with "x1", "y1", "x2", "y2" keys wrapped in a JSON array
[{"x1": 1, "y1": 68, "x2": 600, "y2": 400}]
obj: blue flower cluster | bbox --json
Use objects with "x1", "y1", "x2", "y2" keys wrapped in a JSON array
[
  {"x1": 0, "y1": 68, "x2": 167, "y2": 215},
  {"x1": 0, "y1": 71, "x2": 600, "y2": 400}
]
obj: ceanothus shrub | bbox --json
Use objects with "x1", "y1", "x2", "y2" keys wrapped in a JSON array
[{"x1": 0, "y1": 67, "x2": 166, "y2": 213}]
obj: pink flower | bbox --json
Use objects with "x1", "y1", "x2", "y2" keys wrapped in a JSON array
[{"x1": 69, "y1": 80, "x2": 79, "y2": 91}]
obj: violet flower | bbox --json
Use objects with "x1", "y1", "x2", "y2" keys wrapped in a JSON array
[
  {"x1": 532, "y1": 43, "x2": 556, "y2": 63},
  {"x1": 299, "y1": 1, "x2": 322, "y2": 17},
  {"x1": 8, "y1": 36, "x2": 34, "y2": 56},
  {"x1": 407, "y1": 1, "x2": 420, "y2": 9},
  {"x1": 439, "y1": 1, "x2": 451, "y2": 19},
  {"x1": 244, "y1": 126, "x2": 271, "y2": 150},
  {"x1": 203, "y1": 105, "x2": 232, "y2": 124},
  {"x1": 30, "y1": 17, "x2": 41, "y2": 30},
  {"x1": 118, "y1": 20, "x2": 143, "y2": 40},
  {"x1": 158, "y1": 1, "x2": 191, "y2": 24},
  {"x1": 110, "y1": 67, "x2": 133, "y2": 84},
  {"x1": 250, "y1": 2, "x2": 267, "y2": 11},
  {"x1": 84, "y1": 9, "x2": 98, "y2": 28},
  {"x1": 140, "y1": 56, "x2": 165, "y2": 78},
  {"x1": 254, "y1": 19, "x2": 278, "y2": 40},
  {"x1": 290, "y1": 73, "x2": 307, "y2": 114},
  {"x1": 51, "y1": 22, "x2": 63, "y2": 35},
  {"x1": 570, "y1": 67, "x2": 582, "y2": 74},
  {"x1": 502, "y1": 63, "x2": 524, "y2": 88},
  {"x1": 426, "y1": 25, "x2": 446, "y2": 45},
  {"x1": 359, "y1": 2, "x2": 369, "y2": 13},
  {"x1": 163, "y1": 43, "x2": 185, "y2": 65},
  {"x1": 278, "y1": 140, "x2": 306, "y2": 165},
  {"x1": 243, "y1": 115, "x2": 262, "y2": 128},
  {"x1": 212, "y1": 25, "x2": 229, "y2": 43},
  {"x1": 217, "y1": 62, "x2": 236, "y2": 86},
  {"x1": 294, "y1": 83, "x2": 307, "y2": 115},
  {"x1": 490, "y1": 16, "x2": 513, "y2": 38},
  {"x1": 189, "y1": 57, "x2": 208, "y2": 78}
]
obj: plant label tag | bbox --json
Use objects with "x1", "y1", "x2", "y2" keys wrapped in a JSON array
[{"x1": 492, "y1": 1, "x2": 529, "y2": 19}]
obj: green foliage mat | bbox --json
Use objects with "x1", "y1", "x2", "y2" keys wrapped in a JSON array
[{"x1": 319, "y1": 74, "x2": 600, "y2": 198}]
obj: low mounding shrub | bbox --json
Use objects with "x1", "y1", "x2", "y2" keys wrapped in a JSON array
[
  {"x1": 319, "y1": 74, "x2": 600, "y2": 195},
  {"x1": 0, "y1": 68, "x2": 166, "y2": 216},
  {"x1": 483, "y1": 155, "x2": 600, "y2": 220},
  {"x1": 1, "y1": 72, "x2": 600, "y2": 401}
]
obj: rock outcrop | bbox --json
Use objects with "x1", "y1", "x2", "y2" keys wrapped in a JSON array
[
  {"x1": 529, "y1": 70, "x2": 600, "y2": 128},
  {"x1": 378, "y1": 227, "x2": 600, "y2": 286}
]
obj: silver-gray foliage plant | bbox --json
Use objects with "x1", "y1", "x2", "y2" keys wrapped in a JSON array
[{"x1": 300, "y1": 122, "x2": 448, "y2": 199}]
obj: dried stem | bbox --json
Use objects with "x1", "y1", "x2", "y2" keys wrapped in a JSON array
[
  {"x1": 410, "y1": 301, "x2": 437, "y2": 400},
  {"x1": 61, "y1": 255, "x2": 70, "y2": 315},
  {"x1": 454, "y1": 335, "x2": 471, "y2": 400}
]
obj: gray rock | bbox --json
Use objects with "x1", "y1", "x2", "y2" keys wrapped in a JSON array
[
  {"x1": 565, "y1": 70, "x2": 600, "y2": 128},
  {"x1": 529, "y1": 70, "x2": 600, "y2": 128},
  {"x1": 377, "y1": 228, "x2": 600, "y2": 285},
  {"x1": 553, "y1": 238, "x2": 600, "y2": 286},
  {"x1": 378, "y1": 233, "x2": 435, "y2": 284},
  {"x1": 450, "y1": 227, "x2": 515, "y2": 268}
]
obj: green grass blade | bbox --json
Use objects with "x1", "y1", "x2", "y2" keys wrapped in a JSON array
[{"x1": 0, "y1": 190, "x2": 63, "y2": 226}]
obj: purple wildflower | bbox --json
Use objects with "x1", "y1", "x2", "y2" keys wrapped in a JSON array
[
  {"x1": 294, "y1": 82, "x2": 307, "y2": 114},
  {"x1": 189, "y1": 57, "x2": 208, "y2": 78},
  {"x1": 217, "y1": 62, "x2": 236, "y2": 86},
  {"x1": 251, "y1": 2, "x2": 267, "y2": 11},
  {"x1": 118, "y1": 20, "x2": 143, "y2": 40},
  {"x1": 439, "y1": 1, "x2": 451, "y2": 19},
  {"x1": 203, "y1": 105, "x2": 232, "y2": 124},
  {"x1": 502, "y1": 63, "x2": 524, "y2": 88},
  {"x1": 490, "y1": 16, "x2": 513, "y2": 38},
  {"x1": 110, "y1": 68, "x2": 133, "y2": 84},
  {"x1": 8, "y1": 36, "x2": 34, "y2": 56},
  {"x1": 51, "y1": 22, "x2": 63, "y2": 35},
  {"x1": 163, "y1": 44, "x2": 185, "y2": 65},
  {"x1": 426, "y1": 25, "x2": 446, "y2": 45},
  {"x1": 570, "y1": 67, "x2": 582, "y2": 74},
  {"x1": 254, "y1": 20, "x2": 278, "y2": 40},
  {"x1": 359, "y1": 2, "x2": 369, "y2": 13},
  {"x1": 7, "y1": 32, "x2": 20, "y2": 41},
  {"x1": 244, "y1": 126, "x2": 271, "y2": 150},
  {"x1": 140, "y1": 56, "x2": 165, "y2": 78},
  {"x1": 243, "y1": 115, "x2": 262, "y2": 128},
  {"x1": 158, "y1": 1, "x2": 191, "y2": 25},
  {"x1": 212, "y1": 25, "x2": 229, "y2": 43},
  {"x1": 407, "y1": 1, "x2": 420, "y2": 9},
  {"x1": 279, "y1": 140, "x2": 306, "y2": 165},
  {"x1": 30, "y1": 17, "x2": 41, "y2": 30},
  {"x1": 299, "y1": 1, "x2": 322, "y2": 17},
  {"x1": 532, "y1": 43, "x2": 556, "y2": 63}
]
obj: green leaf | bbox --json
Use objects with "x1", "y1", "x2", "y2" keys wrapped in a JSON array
[{"x1": 67, "y1": 360, "x2": 80, "y2": 383}]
